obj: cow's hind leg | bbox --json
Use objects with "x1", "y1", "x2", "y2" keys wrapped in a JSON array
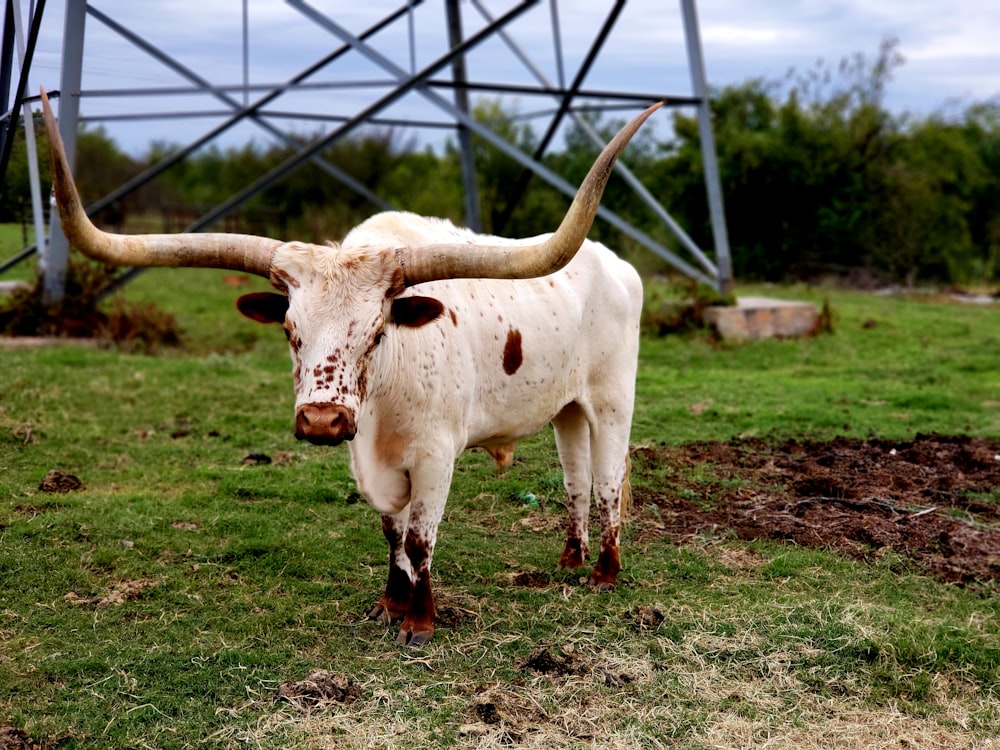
[
  {"x1": 587, "y1": 416, "x2": 631, "y2": 592},
  {"x1": 367, "y1": 507, "x2": 413, "y2": 624},
  {"x1": 552, "y1": 402, "x2": 593, "y2": 571}
]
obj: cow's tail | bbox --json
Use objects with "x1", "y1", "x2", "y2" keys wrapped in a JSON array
[{"x1": 620, "y1": 451, "x2": 633, "y2": 524}]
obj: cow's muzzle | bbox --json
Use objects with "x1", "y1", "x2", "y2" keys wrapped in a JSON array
[{"x1": 295, "y1": 403, "x2": 357, "y2": 446}]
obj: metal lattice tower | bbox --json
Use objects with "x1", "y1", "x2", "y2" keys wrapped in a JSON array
[{"x1": 1, "y1": 0, "x2": 732, "y2": 302}]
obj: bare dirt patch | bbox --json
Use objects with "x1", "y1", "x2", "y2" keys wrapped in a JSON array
[
  {"x1": 503, "y1": 570, "x2": 553, "y2": 588},
  {"x1": 276, "y1": 670, "x2": 362, "y2": 711},
  {"x1": 37, "y1": 470, "x2": 84, "y2": 494},
  {"x1": 0, "y1": 726, "x2": 42, "y2": 750},
  {"x1": 521, "y1": 646, "x2": 580, "y2": 677},
  {"x1": 632, "y1": 433, "x2": 1000, "y2": 584},
  {"x1": 63, "y1": 579, "x2": 159, "y2": 609}
]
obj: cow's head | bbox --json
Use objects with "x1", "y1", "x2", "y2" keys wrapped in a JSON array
[
  {"x1": 233, "y1": 244, "x2": 448, "y2": 445},
  {"x1": 41, "y1": 88, "x2": 660, "y2": 446}
]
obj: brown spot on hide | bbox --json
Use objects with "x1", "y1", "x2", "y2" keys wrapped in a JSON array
[
  {"x1": 502, "y1": 328, "x2": 523, "y2": 376},
  {"x1": 381, "y1": 514, "x2": 403, "y2": 548},
  {"x1": 376, "y1": 429, "x2": 409, "y2": 466},
  {"x1": 405, "y1": 532, "x2": 430, "y2": 570},
  {"x1": 271, "y1": 268, "x2": 300, "y2": 290},
  {"x1": 449, "y1": 309, "x2": 458, "y2": 327},
  {"x1": 357, "y1": 368, "x2": 368, "y2": 401}
]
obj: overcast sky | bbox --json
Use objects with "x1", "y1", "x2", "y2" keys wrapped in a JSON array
[{"x1": 16, "y1": 0, "x2": 1000, "y2": 156}]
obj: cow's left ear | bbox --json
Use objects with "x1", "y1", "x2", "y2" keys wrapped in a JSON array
[
  {"x1": 237, "y1": 292, "x2": 289, "y2": 324},
  {"x1": 390, "y1": 295, "x2": 444, "y2": 328}
]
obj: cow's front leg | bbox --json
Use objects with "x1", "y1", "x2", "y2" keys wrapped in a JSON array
[
  {"x1": 395, "y1": 459, "x2": 453, "y2": 647},
  {"x1": 367, "y1": 508, "x2": 412, "y2": 624},
  {"x1": 397, "y1": 527, "x2": 435, "y2": 646},
  {"x1": 353, "y1": 455, "x2": 414, "y2": 629}
]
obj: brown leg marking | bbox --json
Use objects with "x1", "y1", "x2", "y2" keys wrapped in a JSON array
[
  {"x1": 368, "y1": 514, "x2": 412, "y2": 624},
  {"x1": 589, "y1": 524, "x2": 621, "y2": 592},
  {"x1": 368, "y1": 562, "x2": 412, "y2": 624},
  {"x1": 557, "y1": 536, "x2": 589, "y2": 570},
  {"x1": 557, "y1": 490, "x2": 590, "y2": 570},
  {"x1": 397, "y1": 531, "x2": 436, "y2": 647}
]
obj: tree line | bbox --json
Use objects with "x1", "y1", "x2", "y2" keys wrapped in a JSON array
[{"x1": 3, "y1": 40, "x2": 997, "y2": 287}]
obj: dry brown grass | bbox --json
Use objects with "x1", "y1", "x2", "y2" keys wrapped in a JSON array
[
  {"x1": 205, "y1": 541, "x2": 1000, "y2": 749},
  {"x1": 207, "y1": 621, "x2": 1000, "y2": 750}
]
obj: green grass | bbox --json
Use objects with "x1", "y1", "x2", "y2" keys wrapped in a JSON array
[
  {"x1": 1, "y1": 258, "x2": 999, "y2": 748},
  {"x1": 0, "y1": 221, "x2": 38, "y2": 281},
  {"x1": 636, "y1": 285, "x2": 1000, "y2": 443}
]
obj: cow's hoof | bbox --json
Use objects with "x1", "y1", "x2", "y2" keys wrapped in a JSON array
[
  {"x1": 588, "y1": 575, "x2": 617, "y2": 593},
  {"x1": 557, "y1": 540, "x2": 589, "y2": 571},
  {"x1": 367, "y1": 603, "x2": 402, "y2": 624},
  {"x1": 396, "y1": 628, "x2": 434, "y2": 647}
]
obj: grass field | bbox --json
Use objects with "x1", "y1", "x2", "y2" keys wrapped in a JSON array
[
  {"x1": 0, "y1": 222, "x2": 37, "y2": 282},
  {"x1": 1, "y1": 252, "x2": 999, "y2": 748}
]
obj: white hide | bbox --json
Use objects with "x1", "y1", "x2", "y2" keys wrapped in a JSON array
[{"x1": 267, "y1": 210, "x2": 642, "y2": 644}]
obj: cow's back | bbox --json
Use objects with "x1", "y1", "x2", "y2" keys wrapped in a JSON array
[{"x1": 348, "y1": 212, "x2": 642, "y2": 453}]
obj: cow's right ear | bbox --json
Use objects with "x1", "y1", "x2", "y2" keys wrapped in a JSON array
[{"x1": 236, "y1": 292, "x2": 288, "y2": 324}]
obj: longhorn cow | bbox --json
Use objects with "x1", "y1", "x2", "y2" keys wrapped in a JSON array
[{"x1": 42, "y1": 90, "x2": 659, "y2": 646}]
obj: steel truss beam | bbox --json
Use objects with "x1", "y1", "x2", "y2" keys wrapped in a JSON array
[{"x1": 2, "y1": 0, "x2": 732, "y2": 301}]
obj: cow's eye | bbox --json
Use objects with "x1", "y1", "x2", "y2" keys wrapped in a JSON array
[{"x1": 373, "y1": 331, "x2": 386, "y2": 346}]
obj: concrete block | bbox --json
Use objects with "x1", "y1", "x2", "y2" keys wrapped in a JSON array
[
  {"x1": 0, "y1": 280, "x2": 29, "y2": 296},
  {"x1": 704, "y1": 297, "x2": 819, "y2": 341}
]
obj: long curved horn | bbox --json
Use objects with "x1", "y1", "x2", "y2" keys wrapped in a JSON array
[
  {"x1": 396, "y1": 101, "x2": 663, "y2": 286},
  {"x1": 41, "y1": 88, "x2": 278, "y2": 277}
]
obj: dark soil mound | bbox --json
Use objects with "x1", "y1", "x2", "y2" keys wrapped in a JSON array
[{"x1": 632, "y1": 434, "x2": 1000, "y2": 584}]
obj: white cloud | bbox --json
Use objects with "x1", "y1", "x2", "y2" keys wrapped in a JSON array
[
  {"x1": 18, "y1": 0, "x2": 1000, "y2": 155},
  {"x1": 701, "y1": 25, "x2": 790, "y2": 47}
]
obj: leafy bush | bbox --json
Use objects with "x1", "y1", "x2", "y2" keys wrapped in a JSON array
[
  {"x1": 656, "y1": 39, "x2": 1000, "y2": 287},
  {"x1": 4, "y1": 39, "x2": 998, "y2": 287},
  {"x1": 640, "y1": 278, "x2": 735, "y2": 336},
  {"x1": 0, "y1": 256, "x2": 181, "y2": 351}
]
